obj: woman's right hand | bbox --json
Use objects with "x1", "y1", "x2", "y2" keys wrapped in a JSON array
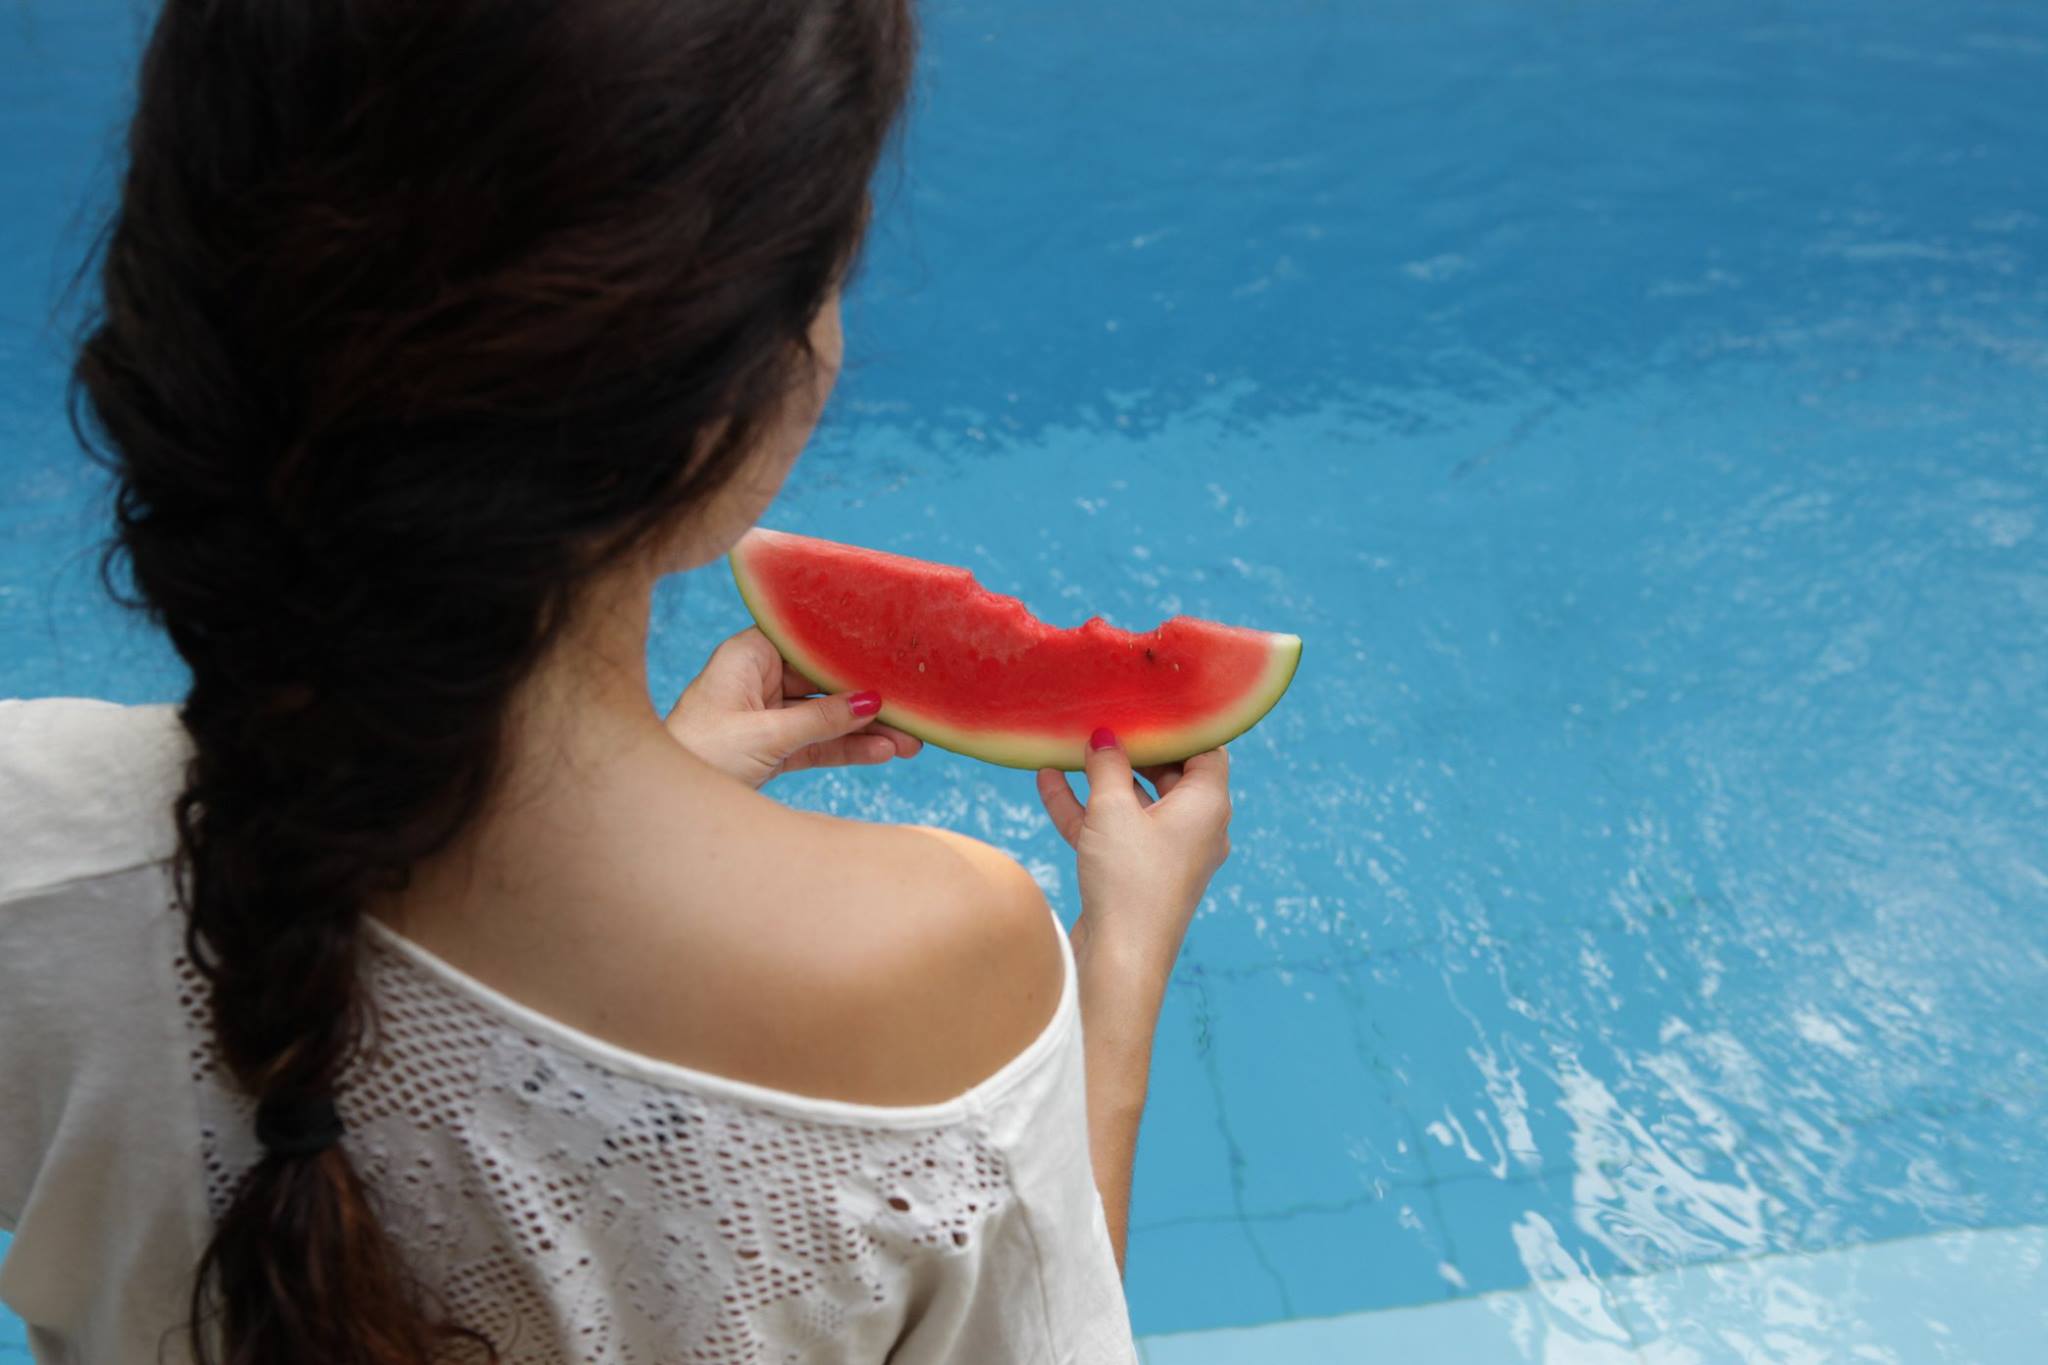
[{"x1": 1034, "y1": 730, "x2": 1233, "y2": 983}]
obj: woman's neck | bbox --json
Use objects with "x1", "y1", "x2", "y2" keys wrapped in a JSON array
[{"x1": 373, "y1": 560, "x2": 731, "y2": 938}]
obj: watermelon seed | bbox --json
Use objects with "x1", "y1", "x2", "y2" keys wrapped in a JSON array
[{"x1": 917, "y1": 661, "x2": 926, "y2": 672}]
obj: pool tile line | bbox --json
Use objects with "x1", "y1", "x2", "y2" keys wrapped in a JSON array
[
  {"x1": 1189, "y1": 977, "x2": 1299, "y2": 1320},
  {"x1": 1166, "y1": 889, "x2": 1748, "y2": 1216},
  {"x1": 1131, "y1": 1128, "x2": 2030, "y2": 1317},
  {"x1": 1332, "y1": 939, "x2": 1568, "y2": 1303},
  {"x1": 1130, "y1": 1156, "x2": 1635, "y2": 1235},
  {"x1": 1161, "y1": 866, "x2": 2035, "y2": 1325},
  {"x1": 1332, "y1": 958, "x2": 1492, "y2": 1200},
  {"x1": 1174, "y1": 912, "x2": 2026, "y2": 1240},
  {"x1": 1146, "y1": 970, "x2": 1615, "y2": 1328},
  {"x1": 1126, "y1": 1172, "x2": 1641, "y2": 1324},
  {"x1": 1139, "y1": 947, "x2": 2034, "y2": 1329},
  {"x1": 1331, "y1": 963, "x2": 1474, "y2": 1293},
  {"x1": 1130, "y1": 1178, "x2": 1473, "y2": 1235}
]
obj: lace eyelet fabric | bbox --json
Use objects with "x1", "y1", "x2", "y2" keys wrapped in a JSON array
[{"x1": 176, "y1": 934, "x2": 1032, "y2": 1362}]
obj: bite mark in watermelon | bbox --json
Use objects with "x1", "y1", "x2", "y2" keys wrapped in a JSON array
[{"x1": 729, "y1": 529, "x2": 1302, "y2": 771}]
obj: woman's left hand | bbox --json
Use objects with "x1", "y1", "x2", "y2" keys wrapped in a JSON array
[{"x1": 665, "y1": 627, "x2": 923, "y2": 788}]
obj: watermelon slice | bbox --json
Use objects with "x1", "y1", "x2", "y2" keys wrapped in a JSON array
[{"x1": 729, "y1": 529, "x2": 1302, "y2": 771}]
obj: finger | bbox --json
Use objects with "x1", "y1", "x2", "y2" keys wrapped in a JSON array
[
  {"x1": 1081, "y1": 727, "x2": 1140, "y2": 812},
  {"x1": 671, "y1": 628, "x2": 776, "y2": 713},
  {"x1": 1131, "y1": 776, "x2": 1155, "y2": 808},
  {"x1": 759, "y1": 690, "x2": 884, "y2": 754},
  {"x1": 1136, "y1": 763, "x2": 1185, "y2": 798},
  {"x1": 714, "y1": 625, "x2": 771, "y2": 660},
  {"x1": 1035, "y1": 769, "x2": 1084, "y2": 848},
  {"x1": 714, "y1": 626, "x2": 780, "y2": 678},
  {"x1": 1175, "y1": 745, "x2": 1231, "y2": 793},
  {"x1": 864, "y1": 722, "x2": 923, "y2": 759},
  {"x1": 782, "y1": 734, "x2": 896, "y2": 775},
  {"x1": 1166, "y1": 746, "x2": 1233, "y2": 819},
  {"x1": 781, "y1": 662, "x2": 826, "y2": 698}
]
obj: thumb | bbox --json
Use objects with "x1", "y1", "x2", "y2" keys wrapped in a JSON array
[
  {"x1": 1082, "y1": 726, "x2": 1139, "y2": 812},
  {"x1": 761, "y1": 690, "x2": 883, "y2": 753}
]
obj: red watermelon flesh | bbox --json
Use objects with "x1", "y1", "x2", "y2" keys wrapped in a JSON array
[{"x1": 729, "y1": 529, "x2": 1302, "y2": 771}]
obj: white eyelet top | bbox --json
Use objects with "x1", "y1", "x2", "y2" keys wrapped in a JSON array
[{"x1": 0, "y1": 698, "x2": 1136, "y2": 1364}]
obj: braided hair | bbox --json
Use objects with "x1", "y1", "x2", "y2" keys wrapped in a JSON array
[{"x1": 70, "y1": 2, "x2": 914, "y2": 1360}]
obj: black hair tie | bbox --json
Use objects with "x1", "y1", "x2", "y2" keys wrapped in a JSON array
[{"x1": 255, "y1": 1093, "x2": 345, "y2": 1158}]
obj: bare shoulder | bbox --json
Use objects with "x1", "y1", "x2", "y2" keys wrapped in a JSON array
[
  {"x1": 380, "y1": 779, "x2": 1068, "y2": 1110},
  {"x1": 764, "y1": 814, "x2": 1068, "y2": 1106}
]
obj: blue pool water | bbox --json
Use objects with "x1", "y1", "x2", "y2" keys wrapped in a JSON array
[{"x1": 5, "y1": 1, "x2": 2047, "y2": 1360}]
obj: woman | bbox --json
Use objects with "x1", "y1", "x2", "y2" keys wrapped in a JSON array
[{"x1": 0, "y1": 1, "x2": 1233, "y2": 1362}]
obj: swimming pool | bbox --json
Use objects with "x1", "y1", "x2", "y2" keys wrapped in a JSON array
[{"x1": 5, "y1": 0, "x2": 2046, "y2": 1360}]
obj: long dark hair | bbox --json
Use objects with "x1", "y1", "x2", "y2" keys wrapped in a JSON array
[{"x1": 69, "y1": 2, "x2": 914, "y2": 1361}]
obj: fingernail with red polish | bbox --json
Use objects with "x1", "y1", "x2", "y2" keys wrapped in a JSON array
[
  {"x1": 849, "y1": 691, "x2": 882, "y2": 718},
  {"x1": 1090, "y1": 726, "x2": 1118, "y2": 752}
]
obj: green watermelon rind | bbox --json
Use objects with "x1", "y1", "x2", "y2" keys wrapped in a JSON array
[{"x1": 730, "y1": 536, "x2": 1303, "y2": 773}]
